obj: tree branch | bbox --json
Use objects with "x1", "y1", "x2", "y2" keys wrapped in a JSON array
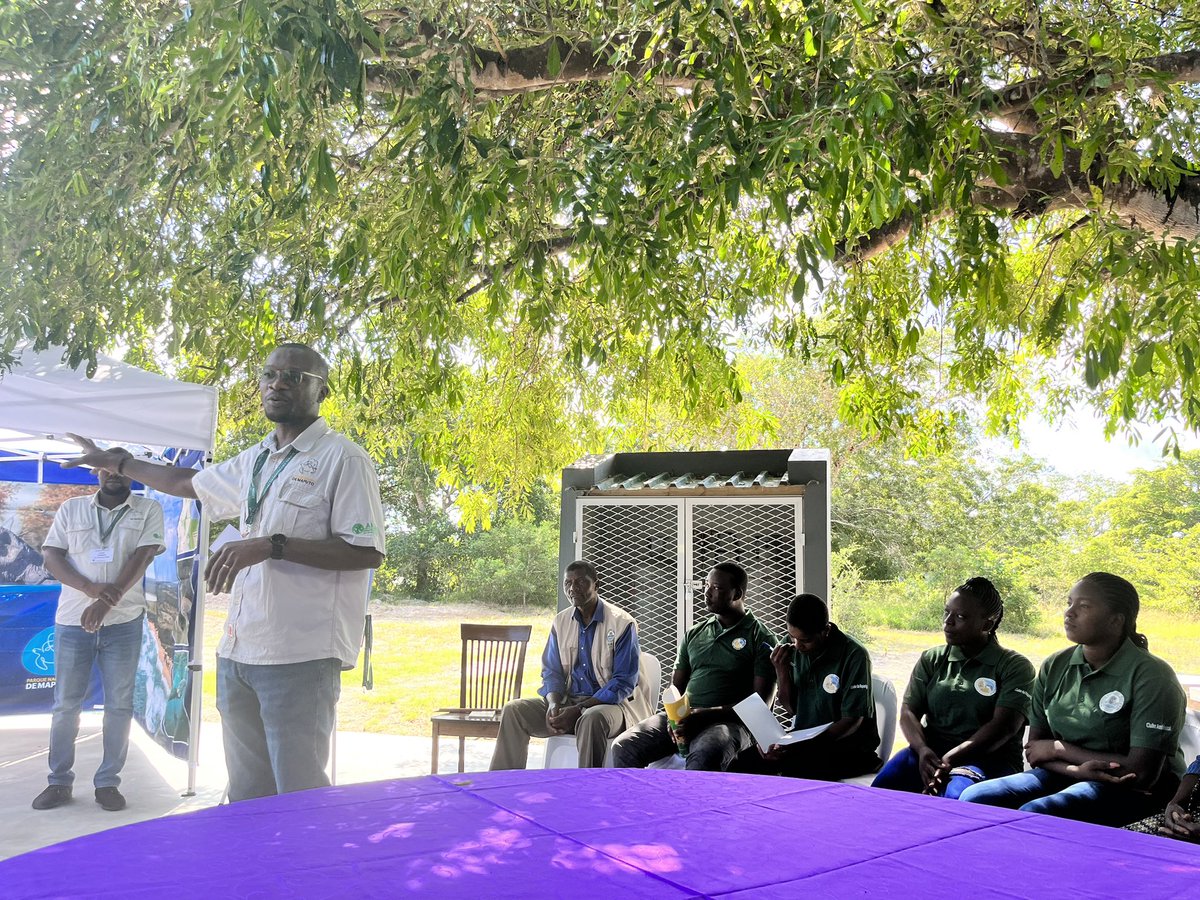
[
  {"x1": 451, "y1": 232, "x2": 578, "y2": 303},
  {"x1": 989, "y1": 48, "x2": 1200, "y2": 130},
  {"x1": 365, "y1": 27, "x2": 696, "y2": 97},
  {"x1": 841, "y1": 132, "x2": 1200, "y2": 262}
]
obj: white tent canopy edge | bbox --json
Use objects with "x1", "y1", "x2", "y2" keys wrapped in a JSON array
[{"x1": 0, "y1": 342, "x2": 218, "y2": 452}]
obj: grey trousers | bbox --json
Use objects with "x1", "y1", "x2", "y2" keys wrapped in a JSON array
[{"x1": 489, "y1": 696, "x2": 626, "y2": 770}]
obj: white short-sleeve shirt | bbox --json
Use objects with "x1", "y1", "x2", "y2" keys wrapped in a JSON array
[
  {"x1": 191, "y1": 417, "x2": 385, "y2": 668},
  {"x1": 42, "y1": 493, "x2": 166, "y2": 626}
]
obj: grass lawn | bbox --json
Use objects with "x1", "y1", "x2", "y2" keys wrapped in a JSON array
[
  {"x1": 199, "y1": 601, "x2": 1200, "y2": 740},
  {"x1": 199, "y1": 600, "x2": 547, "y2": 735}
]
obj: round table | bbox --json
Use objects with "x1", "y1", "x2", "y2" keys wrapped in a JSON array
[{"x1": 3, "y1": 769, "x2": 1199, "y2": 897}]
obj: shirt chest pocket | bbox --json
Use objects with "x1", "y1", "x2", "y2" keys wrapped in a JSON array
[
  {"x1": 116, "y1": 512, "x2": 147, "y2": 537},
  {"x1": 65, "y1": 523, "x2": 95, "y2": 555},
  {"x1": 274, "y1": 487, "x2": 328, "y2": 538}
]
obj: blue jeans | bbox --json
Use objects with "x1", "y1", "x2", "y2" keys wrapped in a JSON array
[
  {"x1": 49, "y1": 615, "x2": 143, "y2": 789},
  {"x1": 871, "y1": 746, "x2": 1014, "y2": 799},
  {"x1": 216, "y1": 657, "x2": 341, "y2": 802},
  {"x1": 959, "y1": 767, "x2": 1169, "y2": 826}
]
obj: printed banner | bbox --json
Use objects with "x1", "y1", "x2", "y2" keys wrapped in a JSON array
[
  {"x1": 0, "y1": 472, "x2": 201, "y2": 761},
  {"x1": 0, "y1": 583, "x2": 101, "y2": 713},
  {"x1": 137, "y1": 481, "x2": 202, "y2": 760}
]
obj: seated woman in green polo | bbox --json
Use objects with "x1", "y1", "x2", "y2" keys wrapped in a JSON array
[
  {"x1": 961, "y1": 572, "x2": 1187, "y2": 826},
  {"x1": 872, "y1": 577, "x2": 1035, "y2": 799},
  {"x1": 734, "y1": 593, "x2": 880, "y2": 780}
]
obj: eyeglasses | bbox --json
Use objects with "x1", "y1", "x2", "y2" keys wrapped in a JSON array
[{"x1": 259, "y1": 367, "x2": 326, "y2": 386}]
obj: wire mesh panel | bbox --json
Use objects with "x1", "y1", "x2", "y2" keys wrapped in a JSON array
[
  {"x1": 577, "y1": 500, "x2": 684, "y2": 705},
  {"x1": 687, "y1": 499, "x2": 804, "y2": 723}
]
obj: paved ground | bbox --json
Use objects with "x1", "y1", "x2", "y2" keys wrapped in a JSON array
[{"x1": 0, "y1": 713, "x2": 543, "y2": 862}]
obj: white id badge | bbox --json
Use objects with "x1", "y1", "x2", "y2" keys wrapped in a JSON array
[{"x1": 90, "y1": 547, "x2": 115, "y2": 563}]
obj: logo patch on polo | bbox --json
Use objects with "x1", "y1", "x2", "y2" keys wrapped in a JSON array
[
  {"x1": 731, "y1": 638, "x2": 747, "y2": 650},
  {"x1": 1099, "y1": 691, "x2": 1125, "y2": 714},
  {"x1": 974, "y1": 678, "x2": 997, "y2": 697},
  {"x1": 351, "y1": 523, "x2": 377, "y2": 535},
  {"x1": 822, "y1": 674, "x2": 840, "y2": 694}
]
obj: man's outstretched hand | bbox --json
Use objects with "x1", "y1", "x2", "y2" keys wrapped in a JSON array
[{"x1": 62, "y1": 434, "x2": 130, "y2": 472}]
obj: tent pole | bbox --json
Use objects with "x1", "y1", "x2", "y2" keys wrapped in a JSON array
[{"x1": 185, "y1": 500, "x2": 210, "y2": 797}]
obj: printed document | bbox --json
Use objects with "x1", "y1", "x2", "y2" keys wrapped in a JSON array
[{"x1": 733, "y1": 693, "x2": 831, "y2": 754}]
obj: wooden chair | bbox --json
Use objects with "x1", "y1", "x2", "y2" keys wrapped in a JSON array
[{"x1": 431, "y1": 623, "x2": 533, "y2": 774}]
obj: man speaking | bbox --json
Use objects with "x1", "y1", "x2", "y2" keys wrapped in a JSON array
[{"x1": 67, "y1": 343, "x2": 385, "y2": 801}]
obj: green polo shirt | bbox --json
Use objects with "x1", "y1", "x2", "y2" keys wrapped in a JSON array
[
  {"x1": 675, "y1": 611, "x2": 776, "y2": 709},
  {"x1": 904, "y1": 640, "x2": 1035, "y2": 772},
  {"x1": 1031, "y1": 639, "x2": 1187, "y2": 776},
  {"x1": 790, "y1": 624, "x2": 879, "y2": 754}
]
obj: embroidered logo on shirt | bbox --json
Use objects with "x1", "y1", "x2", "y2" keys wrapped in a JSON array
[
  {"x1": 299, "y1": 458, "x2": 320, "y2": 476},
  {"x1": 351, "y1": 523, "x2": 377, "y2": 535},
  {"x1": 1145, "y1": 721, "x2": 1173, "y2": 732},
  {"x1": 606, "y1": 629, "x2": 615, "y2": 647},
  {"x1": 290, "y1": 475, "x2": 317, "y2": 487},
  {"x1": 974, "y1": 678, "x2": 997, "y2": 697},
  {"x1": 1099, "y1": 690, "x2": 1125, "y2": 714},
  {"x1": 822, "y1": 674, "x2": 840, "y2": 694},
  {"x1": 1013, "y1": 688, "x2": 1032, "y2": 699},
  {"x1": 731, "y1": 638, "x2": 747, "y2": 650}
]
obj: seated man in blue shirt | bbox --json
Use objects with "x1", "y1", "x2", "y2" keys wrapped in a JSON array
[{"x1": 490, "y1": 560, "x2": 651, "y2": 769}]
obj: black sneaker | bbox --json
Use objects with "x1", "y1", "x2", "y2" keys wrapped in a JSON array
[
  {"x1": 94, "y1": 786, "x2": 126, "y2": 811},
  {"x1": 32, "y1": 785, "x2": 73, "y2": 810}
]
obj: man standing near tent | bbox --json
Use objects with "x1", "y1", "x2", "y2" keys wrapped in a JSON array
[
  {"x1": 33, "y1": 463, "x2": 165, "y2": 812},
  {"x1": 66, "y1": 343, "x2": 385, "y2": 801}
]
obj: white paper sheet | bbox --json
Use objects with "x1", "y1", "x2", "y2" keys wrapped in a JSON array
[
  {"x1": 733, "y1": 693, "x2": 832, "y2": 754},
  {"x1": 209, "y1": 524, "x2": 242, "y2": 553}
]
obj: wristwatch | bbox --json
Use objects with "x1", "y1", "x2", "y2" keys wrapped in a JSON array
[{"x1": 269, "y1": 533, "x2": 288, "y2": 560}]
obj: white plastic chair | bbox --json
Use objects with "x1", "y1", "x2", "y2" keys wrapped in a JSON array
[
  {"x1": 1180, "y1": 708, "x2": 1200, "y2": 766},
  {"x1": 543, "y1": 651, "x2": 661, "y2": 769},
  {"x1": 646, "y1": 749, "x2": 688, "y2": 769},
  {"x1": 840, "y1": 674, "x2": 897, "y2": 785}
]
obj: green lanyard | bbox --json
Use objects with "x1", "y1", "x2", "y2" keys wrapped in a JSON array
[
  {"x1": 95, "y1": 505, "x2": 130, "y2": 544},
  {"x1": 245, "y1": 447, "x2": 299, "y2": 526}
]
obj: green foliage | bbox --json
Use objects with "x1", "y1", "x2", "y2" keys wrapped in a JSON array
[
  {"x1": 450, "y1": 521, "x2": 559, "y2": 608},
  {"x1": 377, "y1": 517, "x2": 461, "y2": 601},
  {"x1": 829, "y1": 547, "x2": 871, "y2": 643},
  {"x1": 3, "y1": 0, "x2": 1200, "y2": 493}
]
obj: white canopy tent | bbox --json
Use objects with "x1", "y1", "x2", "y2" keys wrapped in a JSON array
[
  {"x1": 0, "y1": 343, "x2": 218, "y2": 456},
  {"x1": 0, "y1": 343, "x2": 219, "y2": 793}
]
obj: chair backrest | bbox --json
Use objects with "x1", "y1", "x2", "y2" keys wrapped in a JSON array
[
  {"x1": 458, "y1": 624, "x2": 533, "y2": 710},
  {"x1": 872, "y1": 674, "x2": 899, "y2": 761},
  {"x1": 633, "y1": 651, "x2": 662, "y2": 720},
  {"x1": 1180, "y1": 708, "x2": 1200, "y2": 767}
]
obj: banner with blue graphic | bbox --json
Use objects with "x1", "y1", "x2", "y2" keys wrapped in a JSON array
[
  {"x1": 0, "y1": 584, "x2": 102, "y2": 713},
  {"x1": 1, "y1": 469, "x2": 201, "y2": 760}
]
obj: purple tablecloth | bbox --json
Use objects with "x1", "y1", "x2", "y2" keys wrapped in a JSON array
[{"x1": 4, "y1": 769, "x2": 1199, "y2": 898}]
